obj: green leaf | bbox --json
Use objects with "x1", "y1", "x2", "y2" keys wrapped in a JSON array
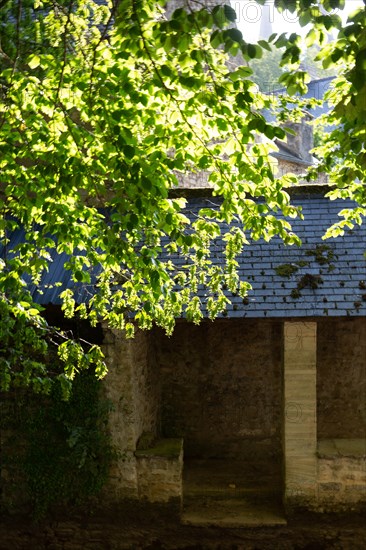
[
  {"x1": 257, "y1": 40, "x2": 271, "y2": 52},
  {"x1": 28, "y1": 55, "x2": 40, "y2": 69},
  {"x1": 224, "y1": 4, "x2": 237, "y2": 22},
  {"x1": 247, "y1": 43, "x2": 262, "y2": 59},
  {"x1": 123, "y1": 145, "x2": 135, "y2": 159},
  {"x1": 224, "y1": 28, "x2": 243, "y2": 44}
]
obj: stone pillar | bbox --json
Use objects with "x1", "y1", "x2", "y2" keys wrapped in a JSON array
[
  {"x1": 283, "y1": 321, "x2": 318, "y2": 509},
  {"x1": 102, "y1": 328, "x2": 140, "y2": 500},
  {"x1": 101, "y1": 327, "x2": 161, "y2": 503}
]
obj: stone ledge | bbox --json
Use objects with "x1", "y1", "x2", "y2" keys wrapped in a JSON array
[
  {"x1": 135, "y1": 438, "x2": 183, "y2": 459},
  {"x1": 135, "y1": 439, "x2": 183, "y2": 504},
  {"x1": 169, "y1": 183, "x2": 337, "y2": 199},
  {"x1": 317, "y1": 439, "x2": 366, "y2": 458}
]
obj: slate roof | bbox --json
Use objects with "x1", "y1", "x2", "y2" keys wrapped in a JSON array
[
  {"x1": 0, "y1": 226, "x2": 100, "y2": 306},
  {"x1": 182, "y1": 191, "x2": 365, "y2": 318},
  {"x1": 1, "y1": 188, "x2": 365, "y2": 318}
]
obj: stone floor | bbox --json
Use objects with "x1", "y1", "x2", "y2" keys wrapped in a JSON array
[{"x1": 181, "y1": 458, "x2": 286, "y2": 527}]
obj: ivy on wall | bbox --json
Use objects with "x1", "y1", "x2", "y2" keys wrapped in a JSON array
[{"x1": 1, "y1": 371, "x2": 115, "y2": 519}]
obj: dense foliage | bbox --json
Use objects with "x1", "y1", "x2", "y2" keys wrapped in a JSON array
[
  {"x1": 0, "y1": 371, "x2": 114, "y2": 517},
  {"x1": 0, "y1": 0, "x2": 365, "y2": 394}
]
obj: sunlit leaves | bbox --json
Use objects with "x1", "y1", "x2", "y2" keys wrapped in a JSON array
[
  {"x1": 306, "y1": 2, "x2": 366, "y2": 218},
  {"x1": 2, "y1": 0, "x2": 364, "y2": 394}
]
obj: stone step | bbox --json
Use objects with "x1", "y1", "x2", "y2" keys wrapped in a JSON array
[
  {"x1": 181, "y1": 496, "x2": 287, "y2": 527},
  {"x1": 184, "y1": 487, "x2": 281, "y2": 501}
]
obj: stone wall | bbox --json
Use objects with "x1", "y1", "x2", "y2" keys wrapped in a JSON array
[
  {"x1": 2, "y1": 316, "x2": 365, "y2": 513},
  {"x1": 175, "y1": 171, "x2": 209, "y2": 188},
  {"x1": 318, "y1": 453, "x2": 366, "y2": 509},
  {"x1": 77, "y1": 317, "x2": 366, "y2": 510},
  {"x1": 102, "y1": 328, "x2": 160, "y2": 501},
  {"x1": 153, "y1": 319, "x2": 283, "y2": 463},
  {"x1": 174, "y1": 159, "x2": 322, "y2": 189},
  {"x1": 317, "y1": 318, "x2": 366, "y2": 440},
  {"x1": 130, "y1": 329, "x2": 161, "y2": 441}
]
